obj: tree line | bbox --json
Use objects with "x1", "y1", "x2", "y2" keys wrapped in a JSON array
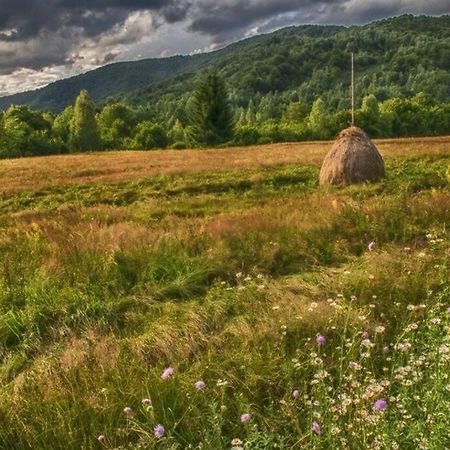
[{"x1": 0, "y1": 69, "x2": 449, "y2": 159}]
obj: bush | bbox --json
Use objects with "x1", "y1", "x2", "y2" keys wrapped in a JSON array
[
  {"x1": 233, "y1": 126, "x2": 261, "y2": 146},
  {"x1": 133, "y1": 121, "x2": 168, "y2": 150}
]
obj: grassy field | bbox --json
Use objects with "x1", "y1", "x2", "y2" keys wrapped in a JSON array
[{"x1": 0, "y1": 137, "x2": 449, "y2": 449}]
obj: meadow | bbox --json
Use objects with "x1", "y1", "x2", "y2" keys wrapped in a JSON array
[{"x1": 0, "y1": 136, "x2": 449, "y2": 449}]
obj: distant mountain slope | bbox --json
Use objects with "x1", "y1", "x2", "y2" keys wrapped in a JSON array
[{"x1": 0, "y1": 14, "x2": 449, "y2": 112}]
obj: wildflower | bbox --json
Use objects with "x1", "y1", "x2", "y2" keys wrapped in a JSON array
[
  {"x1": 142, "y1": 398, "x2": 152, "y2": 406},
  {"x1": 195, "y1": 380, "x2": 206, "y2": 390},
  {"x1": 349, "y1": 361, "x2": 362, "y2": 370},
  {"x1": 161, "y1": 367, "x2": 174, "y2": 380},
  {"x1": 316, "y1": 335, "x2": 326, "y2": 346},
  {"x1": 97, "y1": 435, "x2": 105, "y2": 442},
  {"x1": 447, "y1": 307, "x2": 450, "y2": 314},
  {"x1": 375, "y1": 326, "x2": 385, "y2": 334},
  {"x1": 362, "y1": 331, "x2": 369, "y2": 339},
  {"x1": 123, "y1": 407, "x2": 133, "y2": 416},
  {"x1": 312, "y1": 421, "x2": 321, "y2": 435},
  {"x1": 368, "y1": 241, "x2": 375, "y2": 251},
  {"x1": 292, "y1": 389, "x2": 300, "y2": 399},
  {"x1": 383, "y1": 346, "x2": 389, "y2": 353},
  {"x1": 240, "y1": 413, "x2": 252, "y2": 424},
  {"x1": 231, "y1": 438, "x2": 243, "y2": 446},
  {"x1": 154, "y1": 424, "x2": 165, "y2": 439},
  {"x1": 374, "y1": 399, "x2": 388, "y2": 411}
]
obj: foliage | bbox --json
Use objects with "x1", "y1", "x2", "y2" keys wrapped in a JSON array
[
  {"x1": 133, "y1": 121, "x2": 168, "y2": 150},
  {"x1": 69, "y1": 90, "x2": 101, "y2": 151},
  {"x1": 187, "y1": 69, "x2": 234, "y2": 146},
  {"x1": 0, "y1": 15, "x2": 448, "y2": 115}
]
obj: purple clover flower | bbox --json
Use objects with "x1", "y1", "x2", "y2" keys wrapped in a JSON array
[
  {"x1": 374, "y1": 399, "x2": 388, "y2": 411},
  {"x1": 142, "y1": 398, "x2": 152, "y2": 406},
  {"x1": 161, "y1": 367, "x2": 174, "y2": 380},
  {"x1": 362, "y1": 331, "x2": 370, "y2": 340},
  {"x1": 368, "y1": 241, "x2": 375, "y2": 252},
  {"x1": 292, "y1": 389, "x2": 300, "y2": 399},
  {"x1": 311, "y1": 421, "x2": 321, "y2": 435},
  {"x1": 123, "y1": 407, "x2": 133, "y2": 416},
  {"x1": 316, "y1": 335, "x2": 326, "y2": 346},
  {"x1": 97, "y1": 434, "x2": 106, "y2": 442},
  {"x1": 447, "y1": 306, "x2": 450, "y2": 314},
  {"x1": 195, "y1": 380, "x2": 206, "y2": 390},
  {"x1": 154, "y1": 424, "x2": 165, "y2": 439},
  {"x1": 240, "y1": 413, "x2": 252, "y2": 424}
]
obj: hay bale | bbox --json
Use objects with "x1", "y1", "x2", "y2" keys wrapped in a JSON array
[{"x1": 319, "y1": 126, "x2": 385, "y2": 185}]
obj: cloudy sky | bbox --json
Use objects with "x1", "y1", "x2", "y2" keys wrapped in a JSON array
[{"x1": 0, "y1": 0, "x2": 448, "y2": 96}]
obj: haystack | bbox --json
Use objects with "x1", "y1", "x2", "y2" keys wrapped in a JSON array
[{"x1": 319, "y1": 126, "x2": 385, "y2": 185}]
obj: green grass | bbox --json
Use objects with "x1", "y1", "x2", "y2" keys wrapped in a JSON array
[{"x1": 0, "y1": 150, "x2": 449, "y2": 449}]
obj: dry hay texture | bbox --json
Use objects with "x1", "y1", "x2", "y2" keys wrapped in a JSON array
[{"x1": 320, "y1": 126, "x2": 385, "y2": 185}]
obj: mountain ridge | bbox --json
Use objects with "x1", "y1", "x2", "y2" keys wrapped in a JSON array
[{"x1": 0, "y1": 14, "x2": 449, "y2": 112}]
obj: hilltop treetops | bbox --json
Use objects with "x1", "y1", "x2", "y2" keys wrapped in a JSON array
[{"x1": 0, "y1": 70, "x2": 449, "y2": 159}]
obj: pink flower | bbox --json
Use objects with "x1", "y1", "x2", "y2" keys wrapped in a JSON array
[
  {"x1": 142, "y1": 398, "x2": 152, "y2": 405},
  {"x1": 316, "y1": 335, "x2": 326, "y2": 346},
  {"x1": 161, "y1": 367, "x2": 174, "y2": 380},
  {"x1": 97, "y1": 434, "x2": 106, "y2": 442},
  {"x1": 123, "y1": 407, "x2": 133, "y2": 416},
  {"x1": 312, "y1": 421, "x2": 321, "y2": 435},
  {"x1": 368, "y1": 241, "x2": 375, "y2": 252},
  {"x1": 362, "y1": 331, "x2": 369, "y2": 340},
  {"x1": 195, "y1": 380, "x2": 206, "y2": 390},
  {"x1": 292, "y1": 389, "x2": 300, "y2": 399},
  {"x1": 240, "y1": 413, "x2": 252, "y2": 424},
  {"x1": 154, "y1": 424, "x2": 165, "y2": 439},
  {"x1": 374, "y1": 399, "x2": 388, "y2": 411}
]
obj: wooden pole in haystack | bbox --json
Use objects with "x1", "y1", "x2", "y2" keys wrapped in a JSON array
[
  {"x1": 351, "y1": 52, "x2": 355, "y2": 126},
  {"x1": 319, "y1": 52, "x2": 385, "y2": 185}
]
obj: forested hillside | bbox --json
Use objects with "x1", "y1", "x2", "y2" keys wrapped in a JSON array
[
  {"x1": 0, "y1": 14, "x2": 449, "y2": 113},
  {"x1": 0, "y1": 14, "x2": 449, "y2": 159}
]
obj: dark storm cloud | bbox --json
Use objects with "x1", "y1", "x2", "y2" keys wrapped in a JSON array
[
  {"x1": 188, "y1": 0, "x2": 450, "y2": 43},
  {"x1": 0, "y1": 1, "x2": 177, "y2": 41},
  {"x1": 188, "y1": 0, "x2": 332, "y2": 40},
  {"x1": 0, "y1": 0, "x2": 449, "y2": 93}
]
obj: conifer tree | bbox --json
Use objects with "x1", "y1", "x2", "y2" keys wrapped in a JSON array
[
  {"x1": 187, "y1": 69, "x2": 234, "y2": 146},
  {"x1": 69, "y1": 90, "x2": 100, "y2": 151}
]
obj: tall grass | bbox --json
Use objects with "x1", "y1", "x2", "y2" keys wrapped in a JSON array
[{"x1": 0, "y1": 148, "x2": 448, "y2": 449}]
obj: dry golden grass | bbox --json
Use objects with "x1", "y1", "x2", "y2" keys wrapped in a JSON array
[{"x1": 1, "y1": 135, "x2": 449, "y2": 193}]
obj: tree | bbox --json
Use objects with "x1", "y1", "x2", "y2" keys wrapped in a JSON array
[
  {"x1": 307, "y1": 98, "x2": 330, "y2": 139},
  {"x1": 358, "y1": 94, "x2": 382, "y2": 136},
  {"x1": 282, "y1": 102, "x2": 308, "y2": 123},
  {"x1": 133, "y1": 121, "x2": 168, "y2": 150},
  {"x1": 69, "y1": 90, "x2": 100, "y2": 151},
  {"x1": 52, "y1": 106, "x2": 74, "y2": 142},
  {"x1": 187, "y1": 69, "x2": 234, "y2": 146},
  {"x1": 168, "y1": 119, "x2": 185, "y2": 144},
  {"x1": 97, "y1": 103, "x2": 136, "y2": 149}
]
